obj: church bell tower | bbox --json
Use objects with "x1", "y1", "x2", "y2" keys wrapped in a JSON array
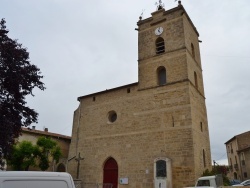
[{"x1": 136, "y1": 0, "x2": 212, "y2": 185}]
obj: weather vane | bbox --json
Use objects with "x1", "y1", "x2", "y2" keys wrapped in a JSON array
[{"x1": 155, "y1": 0, "x2": 165, "y2": 10}]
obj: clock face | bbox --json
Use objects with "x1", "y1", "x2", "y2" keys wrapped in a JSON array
[{"x1": 155, "y1": 27, "x2": 163, "y2": 35}]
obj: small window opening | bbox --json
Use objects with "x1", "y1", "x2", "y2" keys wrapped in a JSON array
[
  {"x1": 157, "y1": 66, "x2": 166, "y2": 86},
  {"x1": 191, "y1": 43, "x2": 195, "y2": 58},
  {"x1": 200, "y1": 122, "x2": 203, "y2": 132},
  {"x1": 156, "y1": 160, "x2": 166, "y2": 178},
  {"x1": 156, "y1": 37, "x2": 165, "y2": 54},
  {"x1": 203, "y1": 149, "x2": 206, "y2": 167},
  {"x1": 108, "y1": 111, "x2": 117, "y2": 123},
  {"x1": 194, "y1": 71, "x2": 198, "y2": 88},
  {"x1": 244, "y1": 172, "x2": 248, "y2": 178},
  {"x1": 93, "y1": 96, "x2": 96, "y2": 101},
  {"x1": 234, "y1": 172, "x2": 238, "y2": 180},
  {"x1": 127, "y1": 88, "x2": 130, "y2": 93}
]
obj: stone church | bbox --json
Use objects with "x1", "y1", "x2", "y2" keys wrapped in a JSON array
[{"x1": 68, "y1": 1, "x2": 212, "y2": 188}]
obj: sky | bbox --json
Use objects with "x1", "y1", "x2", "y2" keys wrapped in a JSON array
[{"x1": 1, "y1": 0, "x2": 250, "y2": 166}]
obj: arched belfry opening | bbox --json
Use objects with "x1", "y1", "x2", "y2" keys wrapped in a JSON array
[
  {"x1": 103, "y1": 157, "x2": 118, "y2": 188},
  {"x1": 194, "y1": 71, "x2": 198, "y2": 88},
  {"x1": 191, "y1": 43, "x2": 195, "y2": 58},
  {"x1": 156, "y1": 37, "x2": 165, "y2": 54},
  {"x1": 157, "y1": 66, "x2": 167, "y2": 85}
]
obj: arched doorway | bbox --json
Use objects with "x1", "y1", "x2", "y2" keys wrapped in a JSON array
[
  {"x1": 234, "y1": 172, "x2": 238, "y2": 180},
  {"x1": 56, "y1": 163, "x2": 66, "y2": 172},
  {"x1": 103, "y1": 157, "x2": 118, "y2": 188}
]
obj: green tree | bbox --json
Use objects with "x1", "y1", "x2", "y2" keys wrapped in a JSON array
[
  {"x1": 36, "y1": 136, "x2": 62, "y2": 171},
  {"x1": 8, "y1": 141, "x2": 39, "y2": 170},
  {"x1": 202, "y1": 166, "x2": 230, "y2": 186},
  {"x1": 0, "y1": 18, "x2": 45, "y2": 162}
]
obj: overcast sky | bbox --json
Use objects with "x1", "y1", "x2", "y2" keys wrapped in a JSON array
[{"x1": 1, "y1": 0, "x2": 250, "y2": 165}]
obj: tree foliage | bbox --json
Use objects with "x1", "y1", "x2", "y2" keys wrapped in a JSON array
[
  {"x1": 0, "y1": 148, "x2": 7, "y2": 170},
  {"x1": 8, "y1": 137, "x2": 62, "y2": 171},
  {"x1": 0, "y1": 18, "x2": 45, "y2": 160},
  {"x1": 36, "y1": 136, "x2": 62, "y2": 171},
  {"x1": 202, "y1": 166, "x2": 230, "y2": 186},
  {"x1": 7, "y1": 140, "x2": 39, "y2": 171}
]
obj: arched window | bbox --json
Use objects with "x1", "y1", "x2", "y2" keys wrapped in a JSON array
[
  {"x1": 203, "y1": 149, "x2": 206, "y2": 167},
  {"x1": 156, "y1": 37, "x2": 165, "y2": 54},
  {"x1": 235, "y1": 156, "x2": 238, "y2": 164},
  {"x1": 157, "y1": 66, "x2": 166, "y2": 85},
  {"x1": 156, "y1": 160, "x2": 167, "y2": 178},
  {"x1": 234, "y1": 172, "x2": 238, "y2": 180},
  {"x1": 194, "y1": 71, "x2": 198, "y2": 88},
  {"x1": 191, "y1": 43, "x2": 195, "y2": 58}
]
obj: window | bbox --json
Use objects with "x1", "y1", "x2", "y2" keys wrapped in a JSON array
[
  {"x1": 191, "y1": 43, "x2": 195, "y2": 58},
  {"x1": 244, "y1": 172, "x2": 248, "y2": 178},
  {"x1": 197, "y1": 180, "x2": 210, "y2": 186},
  {"x1": 234, "y1": 172, "x2": 238, "y2": 180},
  {"x1": 203, "y1": 149, "x2": 206, "y2": 167},
  {"x1": 3, "y1": 181, "x2": 68, "y2": 188},
  {"x1": 108, "y1": 111, "x2": 117, "y2": 123},
  {"x1": 235, "y1": 156, "x2": 238, "y2": 164},
  {"x1": 93, "y1": 96, "x2": 96, "y2": 101},
  {"x1": 229, "y1": 158, "x2": 233, "y2": 170},
  {"x1": 194, "y1": 71, "x2": 198, "y2": 88},
  {"x1": 156, "y1": 37, "x2": 165, "y2": 54},
  {"x1": 241, "y1": 153, "x2": 245, "y2": 165},
  {"x1": 127, "y1": 88, "x2": 130, "y2": 93},
  {"x1": 234, "y1": 156, "x2": 238, "y2": 170},
  {"x1": 156, "y1": 160, "x2": 166, "y2": 177},
  {"x1": 200, "y1": 122, "x2": 203, "y2": 132},
  {"x1": 157, "y1": 66, "x2": 166, "y2": 85}
]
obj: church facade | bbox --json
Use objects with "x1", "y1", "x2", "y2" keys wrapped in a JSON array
[{"x1": 68, "y1": 2, "x2": 211, "y2": 188}]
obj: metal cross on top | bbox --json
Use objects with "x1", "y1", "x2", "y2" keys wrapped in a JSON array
[
  {"x1": 156, "y1": 0, "x2": 164, "y2": 10},
  {"x1": 175, "y1": 0, "x2": 182, "y2": 5}
]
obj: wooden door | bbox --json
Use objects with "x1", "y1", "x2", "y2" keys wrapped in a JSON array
[{"x1": 103, "y1": 157, "x2": 118, "y2": 188}]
